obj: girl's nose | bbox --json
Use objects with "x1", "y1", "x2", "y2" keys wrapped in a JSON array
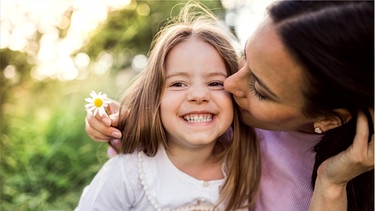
[{"x1": 187, "y1": 86, "x2": 210, "y2": 103}]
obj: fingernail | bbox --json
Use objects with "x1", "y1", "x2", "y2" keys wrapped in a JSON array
[
  {"x1": 102, "y1": 118, "x2": 111, "y2": 126},
  {"x1": 111, "y1": 139, "x2": 120, "y2": 144},
  {"x1": 110, "y1": 113, "x2": 119, "y2": 120},
  {"x1": 112, "y1": 131, "x2": 122, "y2": 138}
]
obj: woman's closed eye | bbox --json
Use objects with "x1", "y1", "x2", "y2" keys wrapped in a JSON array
[{"x1": 249, "y1": 81, "x2": 266, "y2": 100}]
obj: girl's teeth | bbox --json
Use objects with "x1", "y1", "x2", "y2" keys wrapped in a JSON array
[{"x1": 183, "y1": 114, "x2": 213, "y2": 123}]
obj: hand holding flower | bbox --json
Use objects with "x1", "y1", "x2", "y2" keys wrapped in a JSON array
[{"x1": 84, "y1": 91, "x2": 122, "y2": 142}]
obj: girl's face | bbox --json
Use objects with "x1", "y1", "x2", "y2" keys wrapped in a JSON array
[
  {"x1": 161, "y1": 37, "x2": 233, "y2": 150},
  {"x1": 225, "y1": 19, "x2": 315, "y2": 132}
]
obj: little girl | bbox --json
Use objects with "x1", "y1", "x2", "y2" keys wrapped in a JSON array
[{"x1": 76, "y1": 3, "x2": 259, "y2": 210}]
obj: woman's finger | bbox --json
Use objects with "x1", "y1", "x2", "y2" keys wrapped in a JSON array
[{"x1": 352, "y1": 111, "x2": 370, "y2": 150}]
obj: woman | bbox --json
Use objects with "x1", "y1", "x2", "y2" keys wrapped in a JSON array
[{"x1": 85, "y1": 1, "x2": 374, "y2": 210}]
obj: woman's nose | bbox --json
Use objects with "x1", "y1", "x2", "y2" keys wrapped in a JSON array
[{"x1": 224, "y1": 69, "x2": 247, "y2": 98}]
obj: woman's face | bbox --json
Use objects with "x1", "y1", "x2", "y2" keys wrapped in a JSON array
[{"x1": 225, "y1": 19, "x2": 316, "y2": 132}]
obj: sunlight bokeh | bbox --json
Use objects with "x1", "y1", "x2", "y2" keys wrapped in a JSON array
[
  {"x1": 234, "y1": 0, "x2": 275, "y2": 46},
  {"x1": 1, "y1": 0, "x2": 274, "y2": 81},
  {"x1": 1, "y1": 0, "x2": 131, "y2": 81}
]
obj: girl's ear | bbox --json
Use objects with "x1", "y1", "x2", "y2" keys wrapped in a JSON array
[{"x1": 313, "y1": 108, "x2": 352, "y2": 133}]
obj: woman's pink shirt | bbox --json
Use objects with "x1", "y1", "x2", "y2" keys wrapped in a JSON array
[{"x1": 254, "y1": 129, "x2": 322, "y2": 211}]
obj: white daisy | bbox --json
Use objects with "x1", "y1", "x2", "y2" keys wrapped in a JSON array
[{"x1": 85, "y1": 90, "x2": 111, "y2": 116}]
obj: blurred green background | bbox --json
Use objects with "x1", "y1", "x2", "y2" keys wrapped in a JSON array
[{"x1": 0, "y1": 0, "x2": 226, "y2": 210}]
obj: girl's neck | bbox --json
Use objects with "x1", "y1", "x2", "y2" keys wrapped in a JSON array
[{"x1": 166, "y1": 143, "x2": 224, "y2": 181}]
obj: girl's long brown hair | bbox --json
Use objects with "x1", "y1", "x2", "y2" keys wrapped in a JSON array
[{"x1": 116, "y1": 2, "x2": 260, "y2": 210}]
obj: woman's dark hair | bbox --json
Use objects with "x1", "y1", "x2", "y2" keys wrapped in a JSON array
[{"x1": 268, "y1": 1, "x2": 374, "y2": 210}]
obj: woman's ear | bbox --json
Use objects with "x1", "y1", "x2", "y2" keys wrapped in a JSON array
[{"x1": 313, "y1": 109, "x2": 352, "y2": 133}]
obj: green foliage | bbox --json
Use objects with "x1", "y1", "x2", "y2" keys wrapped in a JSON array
[{"x1": 1, "y1": 77, "x2": 114, "y2": 210}]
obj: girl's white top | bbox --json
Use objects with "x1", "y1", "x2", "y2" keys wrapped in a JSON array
[{"x1": 75, "y1": 147, "x2": 228, "y2": 211}]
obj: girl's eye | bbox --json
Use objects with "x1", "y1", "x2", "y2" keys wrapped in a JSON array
[
  {"x1": 209, "y1": 81, "x2": 224, "y2": 87},
  {"x1": 171, "y1": 82, "x2": 186, "y2": 87},
  {"x1": 249, "y1": 82, "x2": 266, "y2": 101}
]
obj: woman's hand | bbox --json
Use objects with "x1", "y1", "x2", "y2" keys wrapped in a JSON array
[
  {"x1": 309, "y1": 110, "x2": 374, "y2": 210},
  {"x1": 85, "y1": 100, "x2": 122, "y2": 142},
  {"x1": 319, "y1": 110, "x2": 374, "y2": 186}
]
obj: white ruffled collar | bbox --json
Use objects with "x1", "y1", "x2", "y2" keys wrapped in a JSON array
[{"x1": 138, "y1": 147, "x2": 227, "y2": 210}]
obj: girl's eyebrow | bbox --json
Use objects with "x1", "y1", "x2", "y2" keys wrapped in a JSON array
[
  {"x1": 165, "y1": 71, "x2": 227, "y2": 79},
  {"x1": 165, "y1": 72, "x2": 188, "y2": 79},
  {"x1": 206, "y1": 72, "x2": 228, "y2": 78}
]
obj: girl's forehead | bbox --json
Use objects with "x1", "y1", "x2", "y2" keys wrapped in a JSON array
[{"x1": 164, "y1": 37, "x2": 228, "y2": 76}]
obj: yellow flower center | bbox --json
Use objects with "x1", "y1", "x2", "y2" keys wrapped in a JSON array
[{"x1": 94, "y1": 98, "x2": 103, "y2": 107}]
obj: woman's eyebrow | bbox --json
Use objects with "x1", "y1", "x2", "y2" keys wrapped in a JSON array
[{"x1": 243, "y1": 40, "x2": 248, "y2": 60}]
